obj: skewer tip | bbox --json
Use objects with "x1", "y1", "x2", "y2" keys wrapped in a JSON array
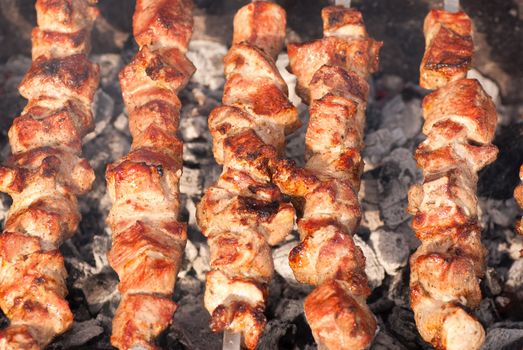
[
  {"x1": 335, "y1": 0, "x2": 351, "y2": 8},
  {"x1": 444, "y1": 0, "x2": 460, "y2": 12},
  {"x1": 223, "y1": 331, "x2": 241, "y2": 350}
]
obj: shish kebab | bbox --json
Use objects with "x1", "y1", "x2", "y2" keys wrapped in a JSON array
[
  {"x1": 105, "y1": 0, "x2": 195, "y2": 349},
  {"x1": 0, "y1": 0, "x2": 99, "y2": 348},
  {"x1": 272, "y1": 2, "x2": 382, "y2": 349},
  {"x1": 407, "y1": 0, "x2": 498, "y2": 348},
  {"x1": 196, "y1": 1, "x2": 301, "y2": 349}
]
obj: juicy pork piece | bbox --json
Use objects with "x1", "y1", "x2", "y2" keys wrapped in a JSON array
[
  {"x1": 410, "y1": 9, "x2": 497, "y2": 350},
  {"x1": 420, "y1": 10, "x2": 473, "y2": 90},
  {"x1": 33, "y1": 0, "x2": 98, "y2": 59},
  {"x1": 232, "y1": 1, "x2": 286, "y2": 60},
  {"x1": 304, "y1": 280, "x2": 377, "y2": 350},
  {"x1": 288, "y1": 7, "x2": 381, "y2": 104},
  {"x1": 196, "y1": 2, "x2": 299, "y2": 348},
  {"x1": 0, "y1": 0, "x2": 99, "y2": 347},
  {"x1": 274, "y1": 6, "x2": 382, "y2": 350},
  {"x1": 133, "y1": 0, "x2": 193, "y2": 51},
  {"x1": 105, "y1": 1, "x2": 195, "y2": 349}
]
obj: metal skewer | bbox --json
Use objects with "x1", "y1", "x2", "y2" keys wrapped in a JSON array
[
  {"x1": 444, "y1": 0, "x2": 460, "y2": 12},
  {"x1": 336, "y1": 0, "x2": 351, "y2": 7},
  {"x1": 223, "y1": 330, "x2": 241, "y2": 350}
]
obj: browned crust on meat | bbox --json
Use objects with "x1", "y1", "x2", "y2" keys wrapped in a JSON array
[
  {"x1": 304, "y1": 280, "x2": 377, "y2": 350},
  {"x1": 20, "y1": 54, "x2": 99, "y2": 104},
  {"x1": 411, "y1": 9, "x2": 495, "y2": 350},
  {"x1": 111, "y1": 294, "x2": 177, "y2": 350},
  {"x1": 420, "y1": 10, "x2": 473, "y2": 90},
  {"x1": 133, "y1": 0, "x2": 193, "y2": 52},
  {"x1": 0, "y1": 0, "x2": 99, "y2": 347},
  {"x1": 288, "y1": 36, "x2": 381, "y2": 103},
  {"x1": 106, "y1": 1, "x2": 195, "y2": 349},
  {"x1": 232, "y1": 2, "x2": 286, "y2": 59},
  {"x1": 197, "y1": 2, "x2": 298, "y2": 349},
  {"x1": 210, "y1": 301, "x2": 267, "y2": 350},
  {"x1": 276, "y1": 6, "x2": 380, "y2": 350}
]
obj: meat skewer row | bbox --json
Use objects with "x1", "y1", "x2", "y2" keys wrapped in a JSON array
[
  {"x1": 272, "y1": 6, "x2": 382, "y2": 349},
  {"x1": 196, "y1": 2, "x2": 301, "y2": 349},
  {"x1": 0, "y1": 0, "x2": 99, "y2": 348},
  {"x1": 105, "y1": 0, "x2": 195, "y2": 349},
  {"x1": 408, "y1": 7, "x2": 498, "y2": 350}
]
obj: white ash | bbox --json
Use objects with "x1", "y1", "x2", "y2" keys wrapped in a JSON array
[
  {"x1": 179, "y1": 240, "x2": 199, "y2": 279},
  {"x1": 191, "y1": 244, "x2": 210, "y2": 281},
  {"x1": 183, "y1": 196, "x2": 199, "y2": 229},
  {"x1": 276, "y1": 53, "x2": 302, "y2": 107},
  {"x1": 272, "y1": 240, "x2": 299, "y2": 285},
  {"x1": 507, "y1": 234, "x2": 523, "y2": 261},
  {"x1": 380, "y1": 95, "x2": 423, "y2": 140},
  {"x1": 180, "y1": 167, "x2": 204, "y2": 196},
  {"x1": 365, "y1": 128, "x2": 407, "y2": 165},
  {"x1": 482, "y1": 323, "x2": 523, "y2": 350},
  {"x1": 183, "y1": 141, "x2": 214, "y2": 166},
  {"x1": 0, "y1": 196, "x2": 7, "y2": 225},
  {"x1": 354, "y1": 235, "x2": 385, "y2": 289},
  {"x1": 506, "y1": 259, "x2": 523, "y2": 297},
  {"x1": 468, "y1": 68, "x2": 500, "y2": 104},
  {"x1": 113, "y1": 112, "x2": 128, "y2": 131},
  {"x1": 361, "y1": 206, "x2": 384, "y2": 232},
  {"x1": 180, "y1": 115, "x2": 209, "y2": 142},
  {"x1": 84, "y1": 89, "x2": 116, "y2": 143},
  {"x1": 360, "y1": 179, "x2": 385, "y2": 231},
  {"x1": 480, "y1": 198, "x2": 520, "y2": 228},
  {"x1": 187, "y1": 40, "x2": 227, "y2": 91},
  {"x1": 370, "y1": 229, "x2": 410, "y2": 276},
  {"x1": 91, "y1": 53, "x2": 124, "y2": 94}
]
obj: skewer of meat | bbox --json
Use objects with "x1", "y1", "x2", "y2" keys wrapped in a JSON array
[
  {"x1": 105, "y1": 0, "x2": 195, "y2": 349},
  {"x1": 407, "y1": 4, "x2": 498, "y2": 349},
  {"x1": 0, "y1": 0, "x2": 99, "y2": 348},
  {"x1": 196, "y1": 2, "x2": 300, "y2": 349},
  {"x1": 272, "y1": 5, "x2": 382, "y2": 349}
]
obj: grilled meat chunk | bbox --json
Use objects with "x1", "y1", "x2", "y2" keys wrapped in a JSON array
[
  {"x1": 106, "y1": 1, "x2": 195, "y2": 349},
  {"x1": 0, "y1": 0, "x2": 99, "y2": 347}
]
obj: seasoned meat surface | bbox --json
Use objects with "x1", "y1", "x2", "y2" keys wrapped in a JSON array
[
  {"x1": 0, "y1": 0, "x2": 99, "y2": 347},
  {"x1": 106, "y1": 0, "x2": 195, "y2": 349},
  {"x1": 276, "y1": 5, "x2": 382, "y2": 350},
  {"x1": 196, "y1": 2, "x2": 298, "y2": 348},
  {"x1": 410, "y1": 8, "x2": 497, "y2": 350}
]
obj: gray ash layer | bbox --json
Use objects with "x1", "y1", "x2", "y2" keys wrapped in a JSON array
[{"x1": 1, "y1": 1, "x2": 523, "y2": 349}]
